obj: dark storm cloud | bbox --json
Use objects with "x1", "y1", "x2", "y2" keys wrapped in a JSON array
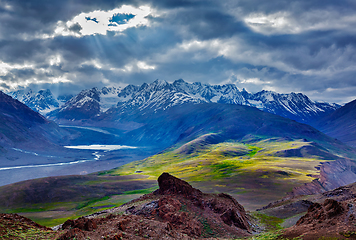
[
  {"x1": 223, "y1": 0, "x2": 356, "y2": 15},
  {"x1": 0, "y1": 0, "x2": 356, "y2": 103},
  {"x1": 68, "y1": 23, "x2": 82, "y2": 33},
  {"x1": 167, "y1": 8, "x2": 251, "y2": 40},
  {"x1": 136, "y1": 0, "x2": 207, "y2": 9}
]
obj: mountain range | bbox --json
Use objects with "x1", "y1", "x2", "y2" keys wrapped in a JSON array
[{"x1": 9, "y1": 79, "x2": 339, "y2": 123}]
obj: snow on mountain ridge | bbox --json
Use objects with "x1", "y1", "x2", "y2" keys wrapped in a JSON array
[
  {"x1": 8, "y1": 89, "x2": 60, "y2": 115},
  {"x1": 9, "y1": 79, "x2": 340, "y2": 123}
]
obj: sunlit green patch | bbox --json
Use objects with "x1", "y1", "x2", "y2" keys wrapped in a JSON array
[
  {"x1": 246, "y1": 231, "x2": 283, "y2": 240},
  {"x1": 246, "y1": 144, "x2": 262, "y2": 157},
  {"x1": 6, "y1": 202, "x2": 78, "y2": 214},
  {"x1": 208, "y1": 159, "x2": 255, "y2": 179},
  {"x1": 75, "y1": 196, "x2": 111, "y2": 210},
  {"x1": 122, "y1": 186, "x2": 158, "y2": 195},
  {"x1": 252, "y1": 212, "x2": 284, "y2": 231},
  {"x1": 30, "y1": 216, "x2": 77, "y2": 228}
]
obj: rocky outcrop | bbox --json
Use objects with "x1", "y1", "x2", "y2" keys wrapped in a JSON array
[
  {"x1": 154, "y1": 173, "x2": 250, "y2": 233},
  {"x1": 207, "y1": 193, "x2": 250, "y2": 230},
  {"x1": 62, "y1": 217, "x2": 98, "y2": 231},
  {"x1": 296, "y1": 199, "x2": 344, "y2": 225},
  {"x1": 283, "y1": 197, "x2": 356, "y2": 239},
  {"x1": 156, "y1": 172, "x2": 202, "y2": 197}
]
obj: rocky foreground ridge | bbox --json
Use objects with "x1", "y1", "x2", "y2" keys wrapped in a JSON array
[
  {"x1": 0, "y1": 173, "x2": 252, "y2": 239},
  {"x1": 56, "y1": 172, "x2": 252, "y2": 239},
  {"x1": 4, "y1": 173, "x2": 356, "y2": 239}
]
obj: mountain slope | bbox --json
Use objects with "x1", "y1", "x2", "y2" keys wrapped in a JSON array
[
  {"x1": 312, "y1": 99, "x2": 356, "y2": 148},
  {"x1": 46, "y1": 79, "x2": 338, "y2": 123},
  {"x1": 0, "y1": 91, "x2": 65, "y2": 149},
  {"x1": 48, "y1": 87, "x2": 122, "y2": 120},
  {"x1": 102, "y1": 102, "x2": 352, "y2": 153}
]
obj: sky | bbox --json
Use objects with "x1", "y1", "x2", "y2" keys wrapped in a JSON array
[{"x1": 0, "y1": 0, "x2": 356, "y2": 104}]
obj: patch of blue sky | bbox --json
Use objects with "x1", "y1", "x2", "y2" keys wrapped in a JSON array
[
  {"x1": 85, "y1": 17, "x2": 99, "y2": 23},
  {"x1": 110, "y1": 13, "x2": 135, "y2": 25}
]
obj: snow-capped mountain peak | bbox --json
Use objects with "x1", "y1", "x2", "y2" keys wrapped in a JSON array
[
  {"x1": 8, "y1": 89, "x2": 60, "y2": 115},
  {"x1": 9, "y1": 79, "x2": 340, "y2": 123}
]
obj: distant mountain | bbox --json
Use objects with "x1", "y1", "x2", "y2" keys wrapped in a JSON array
[
  {"x1": 49, "y1": 79, "x2": 339, "y2": 123},
  {"x1": 47, "y1": 86, "x2": 121, "y2": 120},
  {"x1": 245, "y1": 90, "x2": 339, "y2": 123},
  {"x1": 311, "y1": 99, "x2": 356, "y2": 148},
  {"x1": 0, "y1": 91, "x2": 65, "y2": 150},
  {"x1": 97, "y1": 102, "x2": 353, "y2": 156},
  {"x1": 8, "y1": 89, "x2": 72, "y2": 115}
]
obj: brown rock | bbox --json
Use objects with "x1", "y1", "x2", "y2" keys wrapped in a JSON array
[
  {"x1": 156, "y1": 194, "x2": 202, "y2": 237},
  {"x1": 107, "y1": 233, "x2": 123, "y2": 240},
  {"x1": 158, "y1": 196, "x2": 182, "y2": 219},
  {"x1": 57, "y1": 228, "x2": 85, "y2": 240},
  {"x1": 324, "y1": 198, "x2": 344, "y2": 217},
  {"x1": 220, "y1": 209, "x2": 249, "y2": 230},
  {"x1": 207, "y1": 193, "x2": 251, "y2": 231},
  {"x1": 117, "y1": 218, "x2": 130, "y2": 231},
  {"x1": 62, "y1": 217, "x2": 97, "y2": 231},
  {"x1": 297, "y1": 199, "x2": 344, "y2": 226},
  {"x1": 157, "y1": 172, "x2": 202, "y2": 198}
]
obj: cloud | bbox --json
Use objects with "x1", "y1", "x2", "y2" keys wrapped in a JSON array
[
  {"x1": 0, "y1": 0, "x2": 355, "y2": 104},
  {"x1": 54, "y1": 5, "x2": 154, "y2": 37},
  {"x1": 243, "y1": 9, "x2": 356, "y2": 35}
]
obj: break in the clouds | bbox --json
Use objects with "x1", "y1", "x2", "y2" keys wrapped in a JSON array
[
  {"x1": 0, "y1": 0, "x2": 356, "y2": 103},
  {"x1": 54, "y1": 5, "x2": 153, "y2": 37}
]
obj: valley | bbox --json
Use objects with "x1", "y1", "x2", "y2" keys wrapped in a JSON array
[
  {"x1": 1, "y1": 86, "x2": 356, "y2": 239},
  {"x1": 0, "y1": 125, "x2": 154, "y2": 186},
  {"x1": 1, "y1": 131, "x2": 353, "y2": 228}
]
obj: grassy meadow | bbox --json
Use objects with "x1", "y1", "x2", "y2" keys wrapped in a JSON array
[{"x1": 105, "y1": 135, "x2": 329, "y2": 209}]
